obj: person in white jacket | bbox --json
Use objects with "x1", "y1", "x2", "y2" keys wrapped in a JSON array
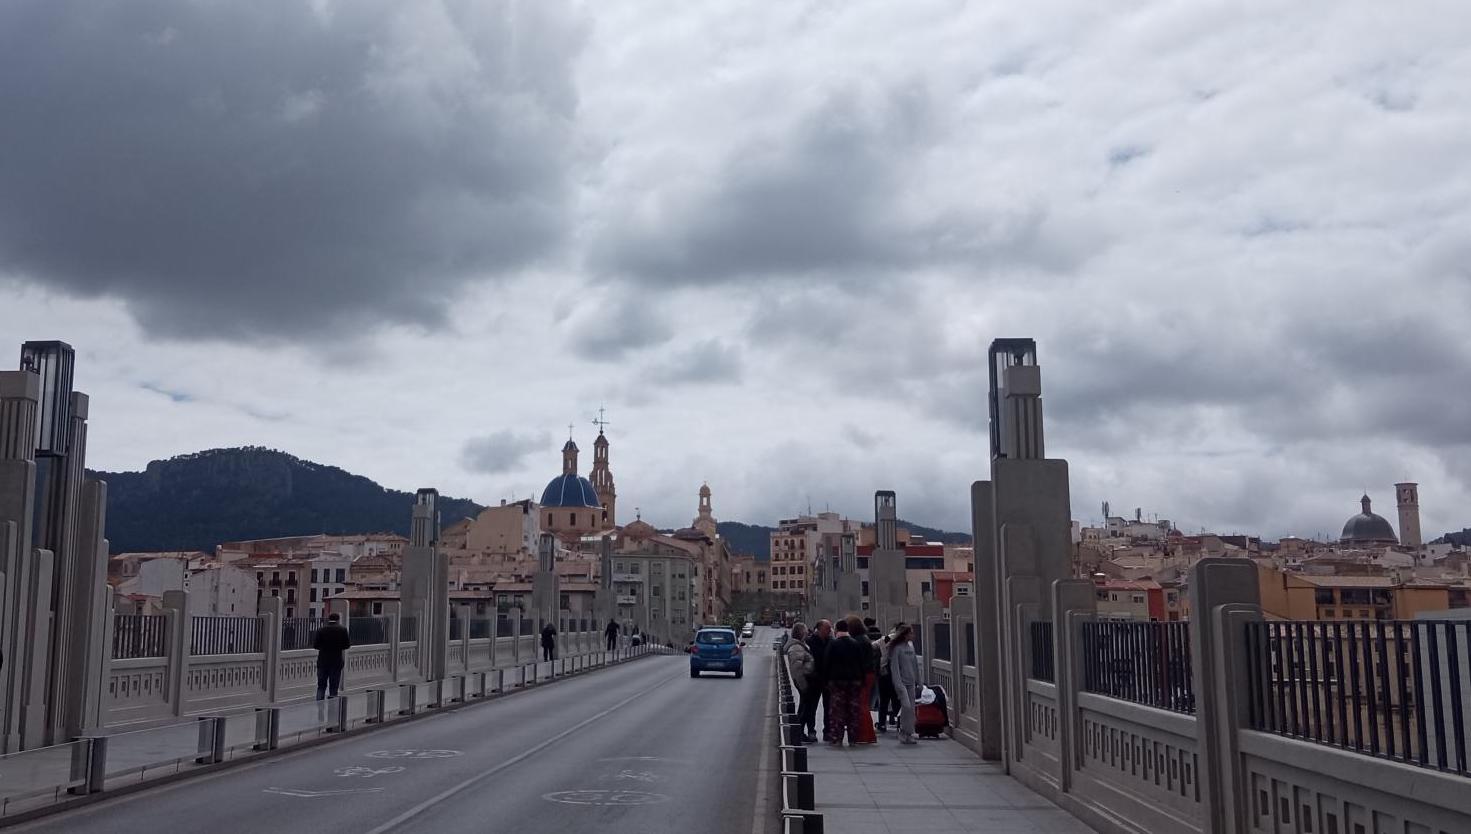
[
  {"x1": 785, "y1": 623, "x2": 819, "y2": 741},
  {"x1": 887, "y1": 623, "x2": 920, "y2": 745}
]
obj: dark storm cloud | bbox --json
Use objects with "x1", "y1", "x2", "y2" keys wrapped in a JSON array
[
  {"x1": 0, "y1": 1, "x2": 582, "y2": 339},
  {"x1": 567, "y1": 297, "x2": 673, "y2": 361},
  {"x1": 461, "y1": 429, "x2": 550, "y2": 475},
  {"x1": 646, "y1": 340, "x2": 742, "y2": 385}
]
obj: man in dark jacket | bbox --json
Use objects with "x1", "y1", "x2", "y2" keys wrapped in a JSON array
[
  {"x1": 803, "y1": 619, "x2": 832, "y2": 743},
  {"x1": 822, "y1": 620, "x2": 868, "y2": 745},
  {"x1": 541, "y1": 622, "x2": 558, "y2": 661},
  {"x1": 604, "y1": 618, "x2": 621, "y2": 653},
  {"x1": 313, "y1": 613, "x2": 352, "y2": 700}
]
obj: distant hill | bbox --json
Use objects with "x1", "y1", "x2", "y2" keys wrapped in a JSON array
[
  {"x1": 715, "y1": 518, "x2": 970, "y2": 561},
  {"x1": 89, "y1": 447, "x2": 483, "y2": 553},
  {"x1": 89, "y1": 446, "x2": 971, "y2": 557}
]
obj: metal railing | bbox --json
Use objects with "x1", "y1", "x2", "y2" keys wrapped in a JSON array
[
  {"x1": 1081, "y1": 620, "x2": 1194, "y2": 714},
  {"x1": 1030, "y1": 621, "x2": 1055, "y2": 682},
  {"x1": 496, "y1": 616, "x2": 513, "y2": 638},
  {"x1": 469, "y1": 619, "x2": 492, "y2": 639},
  {"x1": 190, "y1": 616, "x2": 262, "y2": 656},
  {"x1": 399, "y1": 616, "x2": 418, "y2": 642},
  {"x1": 112, "y1": 614, "x2": 168, "y2": 659},
  {"x1": 280, "y1": 617, "x2": 326, "y2": 652},
  {"x1": 1246, "y1": 619, "x2": 1470, "y2": 776},
  {"x1": 347, "y1": 616, "x2": 389, "y2": 646}
]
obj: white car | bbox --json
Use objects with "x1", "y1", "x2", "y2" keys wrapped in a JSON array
[{"x1": 740, "y1": 623, "x2": 755, "y2": 638}]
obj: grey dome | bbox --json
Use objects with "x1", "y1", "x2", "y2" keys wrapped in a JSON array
[{"x1": 1340, "y1": 495, "x2": 1398, "y2": 545}]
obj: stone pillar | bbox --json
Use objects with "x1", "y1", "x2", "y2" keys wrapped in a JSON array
[
  {"x1": 1051, "y1": 578, "x2": 1096, "y2": 792},
  {"x1": 163, "y1": 590, "x2": 190, "y2": 717},
  {"x1": 511, "y1": 607, "x2": 523, "y2": 663},
  {"x1": 970, "y1": 479, "x2": 1002, "y2": 760},
  {"x1": 1188, "y1": 558, "x2": 1260, "y2": 834},
  {"x1": 0, "y1": 370, "x2": 40, "y2": 752},
  {"x1": 384, "y1": 601, "x2": 401, "y2": 682},
  {"x1": 69, "y1": 478, "x2": 111, "y2": 736},
  {"x1": 401, "y1": 489, "x2": 447, "y2": 681},
  {"x1": 260, "y1": 596, "x2": 282, "y2": 702},
  {"x1": 457, "y1": 604, "x2": 472, "y2": 671}
]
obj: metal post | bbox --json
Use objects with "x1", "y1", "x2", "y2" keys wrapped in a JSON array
[
  {"x1": 399, "y1": 682, "x2": 417, "y2": 715},
  {"x1": 195, "y1": 715, "x2": 225, "y2": 763},
  {"x1": 332, "y1": 695, "x2": 349, "y2": 732},
  {"x1": 253, "y1": 707, "x2": 280, "y2": 751},
  {"x1": 366, "y1": 688, "x2": 386, "y2": 724}
]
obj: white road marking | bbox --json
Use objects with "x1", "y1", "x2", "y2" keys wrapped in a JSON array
[
  {"x1": 365, "y1": 749, "x2": 461, "y2": 759},
  {"x1": 335, "y1": 766, "x2": 405, "y2": 778},
  {"x1": 543, "y1": 790, "x2": 669, "y2": 806},
  {"x1": 362, "y1": 670, "x2": 681, "y2": 834},
  {"x1": 263, "y1": 786, "x2": 385, "y2": 798}
]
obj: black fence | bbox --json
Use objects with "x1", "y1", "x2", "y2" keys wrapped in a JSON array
[
  {"x1": 1247, "y1": 620, "x2": 1471, "y2": 776},
  {"x1": 449, "y1": 617, "x2": 463, "y2": 641},
  {"x1": 113, "y1": 614, "x2": 168, "y2": 659},
  {"x1": 281, "y1": 617, "x2": 327, "y2": 651},
  {"x1": 520, "y1": 618, "x2": 533, "y2": 637},
  {"x1": 497, "y1": 616, "x2": 513, "y2": 638},
  {"x1": 399, "y1": 616, "x2": 419, "y2": 642},
  {"x1": 348, "y1": 616, "x2": 390, "y2": 646},
  {"x1": 469, "y1": 619, "x2": 493, "y2": 639},
  {"x1": 190, "y1": 616, "x2": 263, "y2": 656},
  {"x1": 931, "y1": 621, "x2": 952, "y2": 662},
  {"x1": 1082, "y1": 620, "x2": 1194, "y2": 714},
  {"x1": 1030, "y1": 621, "x2": 1055, "y2": 682}
]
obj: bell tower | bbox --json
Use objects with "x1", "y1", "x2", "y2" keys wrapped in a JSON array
[
  {"x1": 1396, "y1": 482, "x2": 1422, "y2": 549},
  {"x1": 693, "y1": 483, "x2": 716, "y2": 538},
  {"x1": 589, "y1": 409, "x2": 616, "y2": 527}
]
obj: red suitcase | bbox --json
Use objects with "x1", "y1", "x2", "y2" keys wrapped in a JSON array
[{"x1": 914, "y1": 684, "x2": 949, "y2": 738}]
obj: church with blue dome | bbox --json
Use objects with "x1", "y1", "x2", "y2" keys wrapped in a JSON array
[{"x1": 539, "y1": 429, "x2": 617, "y2": 543}]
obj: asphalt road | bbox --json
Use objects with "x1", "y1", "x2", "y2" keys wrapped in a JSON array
[{"x1": 13, "y1": 652, "x2": 774, "y2": 834}]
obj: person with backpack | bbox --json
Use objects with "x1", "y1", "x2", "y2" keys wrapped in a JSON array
[
  {"x1": 541, "y1": 621, "x2": 558, "y2": 661},
  {"x1": 312, "y1": 613, "x2": 352, "y2": 700}
]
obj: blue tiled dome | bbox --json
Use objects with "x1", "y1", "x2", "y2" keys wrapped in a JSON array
[{"x1": 540, "y1": 474, "x2": 601, "y2": 508}]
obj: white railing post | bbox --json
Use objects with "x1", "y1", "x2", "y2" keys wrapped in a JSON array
[
  {"x1": 385, "y1": 602, "x2": 401, "y2": 683},
  {"x1": 163, "y1": 590, "x2": 190, "y2": 717},
  {"x1": 260, "y1": 596, "x2": 282, "y2": 703},
  {"x1": 1051, "y1": 578, "x2": 1096, "y2": 793}
]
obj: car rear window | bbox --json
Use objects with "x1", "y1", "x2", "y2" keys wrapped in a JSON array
[{"x1": 697, "y1": 631, "x2": 735, "y2": 644}]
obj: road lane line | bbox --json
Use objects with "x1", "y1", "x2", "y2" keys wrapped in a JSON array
[{"x1": 362, "y1": 667, "x2": 682, "y2": 834}]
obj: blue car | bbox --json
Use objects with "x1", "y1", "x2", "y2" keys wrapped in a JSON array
[{"x1": 689, "y1": 627, "x2": 743, "y2": 678}]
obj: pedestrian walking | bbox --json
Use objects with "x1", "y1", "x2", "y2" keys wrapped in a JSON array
[
  {"x1": 785, "y1": 623, "x2": 818, "y2": 740},
  {"x1": 822, "y1": 619, "x2": 867, "y2": 746},
  {"x1": 541, "y1": 621, "x2": 558, "y2": 661},
  {"x1": 312, "y1": 613, "x2": 351, "y2": 701},
  {"x1": 604, "y1": 618, "x2": 621, "y2": 653},
  {"x1": 876, "y1": 622, "x2": 904, "y2": 732},
  {"x1": 846, "y1": 615, "x2": 878, "y2": 744},
  {"x1": 805, "y1": 619, "x2": 832, "y2": 741},
  {"x1": 889, "y1": 623, "x2": 921, "y2": 744}
]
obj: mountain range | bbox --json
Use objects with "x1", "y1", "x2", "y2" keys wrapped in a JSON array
[{"x1": 89, "y1": 447, "x2": 968, "y2": 557}]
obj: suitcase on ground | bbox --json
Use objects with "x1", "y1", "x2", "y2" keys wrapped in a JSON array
[{"x1": 914, "y1": 684, "x2": 949, "y2": 738}]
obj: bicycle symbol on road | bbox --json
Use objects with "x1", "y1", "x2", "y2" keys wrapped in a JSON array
[
  {"x1": 543, "y1": 790, "x2": 669, "y2": 806},
  {"x1": 335, "y1": 766, "x2": 404, "y2": 778},
  {"x1": 366, "y1": 749, "x2": 463, "y2": 759}
]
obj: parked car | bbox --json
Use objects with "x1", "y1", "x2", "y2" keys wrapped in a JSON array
[
  {"x1": 740, "y1": 622, "x2": 755, "y2": 639},
  {"x1": 689, "y1": 627, "x2": 743, "y2": 678}
]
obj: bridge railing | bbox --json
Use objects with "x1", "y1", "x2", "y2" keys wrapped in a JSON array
[{"x1": 999, "y1": 563, "x2": 1471, "y2": 834}]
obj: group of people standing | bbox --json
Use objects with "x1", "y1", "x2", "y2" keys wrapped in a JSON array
[{"x1": 785, "y1": 615, "x2": 922, "y2": 746}]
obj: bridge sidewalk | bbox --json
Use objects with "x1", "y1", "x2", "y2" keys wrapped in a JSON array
[{"x1": 804, "y1": 734, "x2": 1091, "y2": 834}]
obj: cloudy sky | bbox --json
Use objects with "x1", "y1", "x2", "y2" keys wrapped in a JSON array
[{"x1": 3, "y1": 1, "x2": 1469, "y2": 540}]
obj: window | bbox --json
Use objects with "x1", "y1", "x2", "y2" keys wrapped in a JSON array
[
  {"x1": 286, "y1": 607, "x2": 294, "y2": 617},
  {"x1": 272, "y1": 571, "x2": 280, "y2": 582},
  {"x1": 631, "y1": 564, "x2": 640, "y2": 575},
  {"x1": 547, "y1": 513, "x2": 553, "y2": 526},
  {"x1": 257, "y1": 572, "x2": 264, "y2": 582},
  {"x1": 310, "y1": 588, "x2": 318, "y2": 602},
  {"x1": 1314, "y1": 589, "x2": 1335, "y2": 605},
  {"x1": 373, "y1": 602, "x2": 383, "y2": 615},
  {"x1": 1132, "y1": 594, "x2": 1146, "y2": 604},
  {"x1": 861, "y1": 581, "x2": 870, "y2": 596},
  {"x1": 921, "y1": 581, "x2": 932, "y2": 596},
  {"x1": 288, "y1": 571, "x2": 296, "y2": 582},
  {"x1": 311, "y1": 568, "x2": 319, "y2": 583},
  {"x1": 615, "y1": 562, "x2": 625, "y2": 572},
  {"x1": 335, "y1": 569, "x2": 345, "y2": 583}
]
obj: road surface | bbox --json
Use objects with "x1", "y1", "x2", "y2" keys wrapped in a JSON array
[{"x1": 14, "y1": 653, "x2": 774, "y2": 834}]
